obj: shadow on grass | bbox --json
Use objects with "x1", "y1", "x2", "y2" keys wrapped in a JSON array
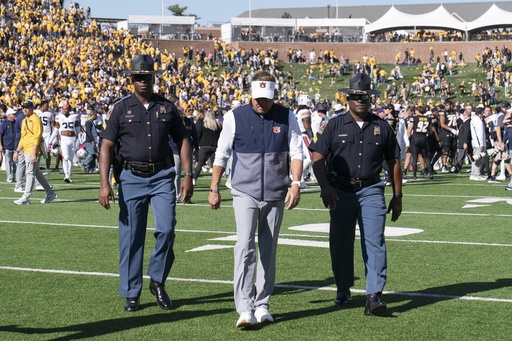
[
  {"x1": 388, "y1": 278, "x2": 512, "y2": 314},
  {"x1": 272, "y1": 278, "x2": 512, "y2": 321},
  {"x1": 271, "y1": 277, "x2": 368, "y2": 322},
  {"x1": 0, "y1": 290, "x2": 234, "y2": 340}
]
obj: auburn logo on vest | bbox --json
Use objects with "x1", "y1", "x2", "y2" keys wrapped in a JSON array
[{"x1": 273, "y1": 126, "x2": 281, "y2": 134}]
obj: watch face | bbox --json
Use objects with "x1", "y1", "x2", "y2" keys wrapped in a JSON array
[{"x1": 395, "y1": 193, "x2": 403, "y2": 198}]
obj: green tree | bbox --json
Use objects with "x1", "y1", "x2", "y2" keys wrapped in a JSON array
[
  {"x1": 167, "y1": 4, "x2": 200, "y2": 20},
  {"x1": 282, "y1": 12, "x2": 292, "y2": 18}
]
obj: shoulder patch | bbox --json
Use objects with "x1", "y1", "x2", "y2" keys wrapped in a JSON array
[{"x1": 317, "y1": 120, "x2": 329, "y2": 134}]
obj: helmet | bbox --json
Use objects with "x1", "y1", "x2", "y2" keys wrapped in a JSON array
[
  {"x1": 75, "y1": 147, "x2": 88, "y2": 160},
  {"x1": 297, "y1": 94, "x2": 312, "y2": 107},
  {"x1": 51, "y1": 144, "x2": 60, "y2": 157},
  {"x1": 316, "y1": 102, "x2": 328, "y2": 112}
]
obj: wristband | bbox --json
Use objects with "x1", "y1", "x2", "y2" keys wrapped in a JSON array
[
  {"x1": 291, "y1": 181, "x2": 301, "y2": 187},
  {"x1": 210, "y1": 189, "x2": 219, "y2": 193},
  {"x1": 183, "y1": 172, "x2": 193, "y2": 177}
]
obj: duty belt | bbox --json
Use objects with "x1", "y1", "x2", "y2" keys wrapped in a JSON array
[
  {"x1": 123, "y1": 158, "x2": 172, "y2": 177},
  {"x1": 331, "y1": 175, "x2": 382, "y2": 191}
]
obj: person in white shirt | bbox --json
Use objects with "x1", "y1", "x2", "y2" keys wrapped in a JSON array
[
  {"x1": 54, "y1": 103, "x2": 80, "y2": 183},
  {"x1": 294, "y1": 94, "x2": 314, "y2": 188},
  {"x1": 469, "y1": 109, "x2": 488, "y2": 180}
]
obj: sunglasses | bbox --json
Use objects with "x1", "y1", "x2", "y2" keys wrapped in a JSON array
[
  {"x1": 348, "y1": 94, "x2": 369, "y2": 101},
  {"x1": 132, "y1": 74, "x2": 153, "y2": 82}
]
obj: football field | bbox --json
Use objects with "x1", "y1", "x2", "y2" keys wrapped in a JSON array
[{"x1": 1, "y1": 167, "x2": 511, "y2": 340}]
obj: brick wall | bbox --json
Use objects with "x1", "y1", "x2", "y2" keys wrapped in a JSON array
[{"x1": 148, "y1": 39, "x2": 504, "y2": 64}]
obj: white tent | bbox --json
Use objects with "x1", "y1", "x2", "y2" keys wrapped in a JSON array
[
  {"x1": 466, "y1": 3, "x2": 512, "y2": 31},
  {"x1": 365, "y1": 5, "x2": 465, "y2": 33}
]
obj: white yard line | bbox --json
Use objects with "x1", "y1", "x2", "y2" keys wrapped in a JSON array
[
  {"x1": 1, "y1": 220, "x2": 512, "y2": 247},
  {"x1": 1, "y1": 265, "x2": 511, "y2": 303}
]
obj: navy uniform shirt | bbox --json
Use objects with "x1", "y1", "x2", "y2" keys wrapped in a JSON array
[
  {"x1": 309, "y1": 112, "x2": 400, "y2": 180},
  {"x1": 101, "y1": 93, "x2": 187, "y2": 163}
]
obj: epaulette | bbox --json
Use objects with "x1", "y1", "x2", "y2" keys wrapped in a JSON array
[{"x1": 113, "y1": 95, "x2": 131, "y2": 106}]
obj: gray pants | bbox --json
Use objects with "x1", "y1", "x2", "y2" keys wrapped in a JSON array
[
  {"x1": 15, "y1": 150, "x2": 26, "y2": 190},
  {"x1": 22, "y1": 153, "x2": 53, "y2": 199},
  {"x1": 232, "y1": 188, "x2": 284, "y2": 314},
  {"x1": 3, "y1": 149, "x2": 16, "y2": 182}
]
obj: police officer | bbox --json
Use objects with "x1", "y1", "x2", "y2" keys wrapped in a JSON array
[
  {"x1": 98, "y1": 55, "x2": 193, "y2": 312},
  {"x1": 310, "y1": 72, "x2": 402, "y2": 316}
]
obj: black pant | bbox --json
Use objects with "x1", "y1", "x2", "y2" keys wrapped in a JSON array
[
  {"x1": 411, "y1": 136, "x2": 432, "y2": 177},
  {"x1": 193, "y1": 146, "x2": 217, "y2": 179}
]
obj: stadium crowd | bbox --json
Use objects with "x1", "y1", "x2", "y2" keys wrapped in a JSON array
[{"x1": 1, "y1": 0, "x2": 512, "y2": 192}]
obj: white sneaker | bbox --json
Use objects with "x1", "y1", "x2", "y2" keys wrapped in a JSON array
[
  {"x1": 41, "y1": 191, "x2": 58, "y2": 204},
  {"x1": 469, "y1": 175, "x2": 487, "y2": 181},
  {"x1": 43, "y1": 169, "x2": 50, "y2": 175},
  {"x1": 496, "y1": 174, "x2": 506, "y2": 181},
  {"x1": 36, "y1": 184, "x2": 45, "y2": 191},
  {"x1": 64, "y1": 177, "x2": 72, "y2": 183},
  {"x1": 236, "y1": 311, "x2": 256, "y2": 329},
  {"x1": 255, "y1": 307, "x2": 274, "y2": 323},
  {"x1": 14, "y1": 187, "x2": 25, "y2": 193},
  {"x1": 13, "y1": 197, "x2": 30, "y2": 205}
]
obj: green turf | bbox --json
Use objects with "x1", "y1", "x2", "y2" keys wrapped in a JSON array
[{"x1": 1, "y1": 163, "x2": 511, "y2": 340}]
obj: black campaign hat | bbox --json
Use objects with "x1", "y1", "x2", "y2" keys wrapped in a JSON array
[
  {"x1": 338, "y1": 73, "x2": 380, "y2": 95},
  {"x1": 123, "y1": 54, "x2": 163, "y2": 75}
]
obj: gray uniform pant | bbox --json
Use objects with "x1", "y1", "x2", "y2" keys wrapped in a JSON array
[{"x1": 232, "y1": 189, "x2": 284, "y2": 314}]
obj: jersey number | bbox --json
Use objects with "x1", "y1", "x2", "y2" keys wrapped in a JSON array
[
  {"x1": 447, "y1": 115, "x2": 457, "y2": 127},
  {"x1": 62, "y1": 122, "x2": 75, "y2": 129},
  {"x1": 415, "y1": 121, "x2": 429, "y2": 133}
]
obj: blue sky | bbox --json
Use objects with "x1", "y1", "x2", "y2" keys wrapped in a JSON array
[{"x1": 77, "y1": 0, "x2": 491, "y2": 26}]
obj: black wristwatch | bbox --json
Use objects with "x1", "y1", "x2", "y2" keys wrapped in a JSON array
[{"x1": 394, "y1": 192, "x2": 403, "y2": 199}]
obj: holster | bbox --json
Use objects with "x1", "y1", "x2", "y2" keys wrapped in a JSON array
[{"x1": 112, "y1": 153, "x2": 123, "y2": 183}]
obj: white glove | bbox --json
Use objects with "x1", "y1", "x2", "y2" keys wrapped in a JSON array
[{"x1": 450, "y1": 129, "x2": 459, "y2": 136}]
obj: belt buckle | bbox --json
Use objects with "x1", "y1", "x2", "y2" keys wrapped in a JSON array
[
  {"x1": 149, "y1": 163, "x2": 155, "y2": 173},
  {"x1": 354, "y1": 179, "x2": 363, "y2": 189}
]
